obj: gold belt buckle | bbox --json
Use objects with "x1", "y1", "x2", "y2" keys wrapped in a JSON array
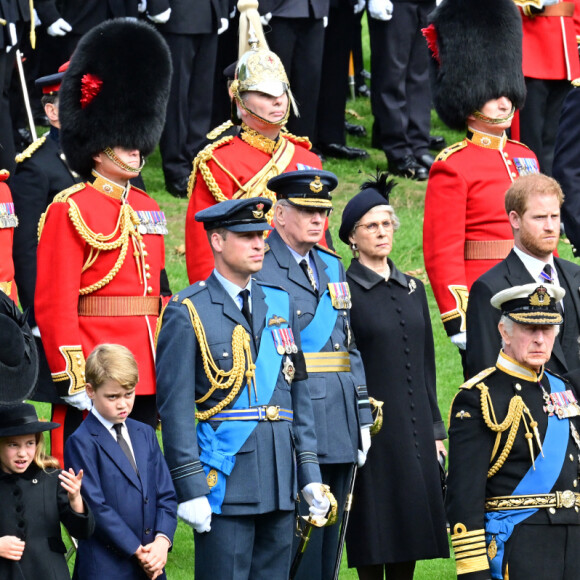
[
  {"x1": 265, "y1": 405, "x2": 280, "y2": 421},
  {"x1": 557, "y1": 490, "x2": 576, "y2": 509}
]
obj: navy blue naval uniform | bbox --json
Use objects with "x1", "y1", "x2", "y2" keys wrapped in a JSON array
[
  {"x1": 155, "y1": 272, "x2": 322, "y2": 580},
  {"x1": 258, "y1": 228, "x2": 373, "y2": 580}
]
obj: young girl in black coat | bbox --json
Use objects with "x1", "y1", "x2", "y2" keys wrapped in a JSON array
[{"x1": 0, "y1": 403, "x2": 94, "y2": 579}]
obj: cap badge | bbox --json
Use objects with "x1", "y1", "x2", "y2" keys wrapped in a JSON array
[
  {"x1": 529, "y1": 286, "x2": 550, "y2": 307},
  {"x1": 253, "y1": 203, "x2": 265, "y2": 219},
  {"x1": 310, "y1": 176, "x2": 323, "y2": 193}
]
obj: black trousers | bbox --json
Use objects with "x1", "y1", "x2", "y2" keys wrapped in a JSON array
[
  {"x1": 159, "y1": 32, "x2": 218, "y2": 184},
  {"x1": 315, "y1": 4, "x2": 352, "y2": 147},
  {"x1": 266, "y1": 17, "x2": 325, "y2": 141},
  {"x1": 519, "y1": 77, "x2": 571, "y2": 176},
  {"x1": 368, "y1": 2, "x2": 433, "y2": 161}
]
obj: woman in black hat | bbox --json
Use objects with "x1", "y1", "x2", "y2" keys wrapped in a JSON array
[
  {"x1": 0, "y1": 403, "x2": 93, "y2": 579},
  {"x1": 339, "y1": 173, "x2": 449, "y2": 579}
]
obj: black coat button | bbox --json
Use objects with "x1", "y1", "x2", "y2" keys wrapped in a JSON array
[{"x1": 145, "y1": 528, "x2": 152, "y2": 535}]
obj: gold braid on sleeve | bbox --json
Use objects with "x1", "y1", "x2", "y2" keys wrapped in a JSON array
[
  {"x1": 67, "y1": 199, "x2": 142, "y2": 295},
  {"x1": 182, "y1": 298, "x2": 256, "y2": 420},
  {"x1": 477, "y1": 383, "x2": 531, "y2": 478}
]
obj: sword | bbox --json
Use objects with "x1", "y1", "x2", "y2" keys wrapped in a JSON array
[
  {"x1": 15, "y1": 48, "x2": 38, "y2": 142},
  {"x1": 332, "y1": 463, "x2": 357, "y2": 580},
  {"x1": 289, "y1": 485, "x2": 337, "y2": 579}
]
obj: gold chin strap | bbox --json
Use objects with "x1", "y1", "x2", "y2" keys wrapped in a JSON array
[
  {"x1": 103, "y1": 147, "x2": 144, "y2": 174},
  {"x1": 472, "y1": 107, "x2": 516, "y2": 125},
  {"x1": 233, "y1": 92, "x2": 291, "y2": 128}
]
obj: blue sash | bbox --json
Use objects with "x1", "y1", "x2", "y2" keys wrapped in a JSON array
[
  {"x1": 300, "y1": 251, "x2": 340, "y2": 353},
  {"x1": 485, "y1": 372, "x2": 569, "y2": 579},
  {"x1": 196, "y1": 286, "x2": 290, "y2": 513}
]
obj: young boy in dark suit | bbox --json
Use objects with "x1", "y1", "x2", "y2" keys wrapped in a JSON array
[{"x1": 65, "y1": 344, "x2": 177, "y2": 579}]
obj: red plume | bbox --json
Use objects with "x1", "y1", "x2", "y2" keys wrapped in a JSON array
[
  {"x1": 421, "y1": 24, "x2": 440, "y2": 65},
  {"x1": 80, "y1": 73, "x2": 103, "y2": 109}
]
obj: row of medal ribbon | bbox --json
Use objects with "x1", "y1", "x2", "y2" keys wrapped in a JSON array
[
  {"x1": 0, "y1": 203, "x2": 18, "y2": 229},
  {"x1": 136, "y1": 210, "x2": 168, "y2": 235}
]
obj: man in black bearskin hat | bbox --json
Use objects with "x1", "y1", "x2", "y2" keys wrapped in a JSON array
[
  {"x1": 34, "y1": 18, "x2": 172, "y2": 465},
  {"x1": 422, "y1": 0, "x2": 540, "y2": 360}
]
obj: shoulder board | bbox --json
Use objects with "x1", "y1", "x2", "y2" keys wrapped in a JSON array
[
  {"x1": 435, "y1": 140, "x2": 468, "y2": 162},
  {"x1": 206, "y1": 120, "x2": 235, "y2": 140},
  {"x1": 15, "y1": 134, "x2": 47, "y2": 163},
  {"x1": 544, "y1": 368, "x2": 568, "y2": 383},
  {"x1": 175, "y1": 281, "x2": 208, "y2": 303},
  {"x1": 51, "y1": 183, "x2": 86, "y2": 203},
  {"x1": 459, "y1": 367, "x2": 496, "y2": 390},
  {"x1": 506, "y1": 138, "x2": 531, "y2": 150},
  {"x1": 315, "y1": 244, "x2": 342, "y2": 259},
  {"x1": 281, "y1": 130, "x2": 313, "y2": 149},
  {"x1": 0, "y1": 169, "x2": 9, "y2": 182}
]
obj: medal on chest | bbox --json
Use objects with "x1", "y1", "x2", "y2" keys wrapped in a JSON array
[
  {"x1": 135, "y1": 210, "x2": 168, "y2": 235},
  {"x1": 271, "y1": 327, "x2": 298, "y2": 355},
  {"x1": 328, "y1": 282, "x2": 351, "y2": 310},
  {"x1": 0, "y1": 203, "x2": 18, "y2": 228}
]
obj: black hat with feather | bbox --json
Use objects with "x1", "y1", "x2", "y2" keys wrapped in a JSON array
[
  {"x1": 339, "y1": 171, "x2": 397, "y2": 244},
  {"x1": 423, "y1": 0, "x2": 526, "y2": 131},
  {"x1": 59, "y1": 18, "x2": 172, "y2": 179}
]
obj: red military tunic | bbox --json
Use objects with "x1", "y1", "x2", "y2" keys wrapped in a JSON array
[
  {"x1": 35, "y1": 175, "x2": 166, "y2": 398},
  {"x1": 424, "y1": 129, "x2": 539, "y2": 336},
  {"x1": 520, "y1": 0, "x2": 580, "y2": 81},
  {"x1": 0, "y1": 171, "x2": 18, "y2": 303},
  {"x1": 185, "y1": 128, "x2": 322, "y2": 283}
]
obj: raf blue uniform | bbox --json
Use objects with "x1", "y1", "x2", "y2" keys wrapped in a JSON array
[
  {"x1": 258, "y1": 228, "x2": 373, "y2": 580},
  {"x1": 156, "y1": 272, "x2": 322, "y2": 579},
  {"x1": 64, "y1": 414, "x2": 178, "y2": 579}
]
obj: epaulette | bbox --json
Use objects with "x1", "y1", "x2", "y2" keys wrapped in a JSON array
[
  {"x1": 206, "y1": 120, "x2": 234, "y2": 140},
  {"x1": 315, "y1": 243, "x2": 342, "y2": 259},
  {"x1": 51, "y1": 182, "x2": 86, "y2": 203},
  {"x1": 15, "y1": 134, "x2": 47, "y2": 163},
  {"x1": 254, "y1": 278, "x2": 285, "y2": 292},
  {"x1": 187, "y1": 135, "x2": 236, "y2": 200},
  {"x1": 174, "y1": 281, "x2": 209, "y2": 304},
  {"x1": 281, "y1": 129, "x2": 313, "y2": 150},
  {"x1": 435, "y1": 140, "x2": 468, "y2": 162},
  {"x1": 459, "y1": 367, "x2": 496, "y2": 390},
  {"x1": 544, "y1": 368, "x2": 569, "y2": 384},
  {"x1": 506, "y1": 138, "x2": 531, "y2": 150},
  {"x1": 0, "y1": 169, "x2": 9, "y2": 182}
]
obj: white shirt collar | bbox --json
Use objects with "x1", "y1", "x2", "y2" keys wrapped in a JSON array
[{"x1": 513, "y1": 245, "x2": 557, "y2": 285}]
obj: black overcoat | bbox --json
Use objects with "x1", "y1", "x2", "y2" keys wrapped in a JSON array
[
  {"x1": 0, "y1": 464, "x2": 94, "y2": 580},
  {"x1": 345, "y1": 259, "x2": 449, "y2": 565}
]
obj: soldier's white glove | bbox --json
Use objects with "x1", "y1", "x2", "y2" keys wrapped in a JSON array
[
  {"x1": 450, "y1": 331, "x2": 467, "y2": 351},
  {"x1": 138, "y1": 0, "x2": 147, "y2": 13},
  {"x1": 323, "y1": 16, "x2": 328, "y2": 27},
  {"x1": 177, "y1": 497, "x2": 212, "y2": 533},
  {"x1": 357, "y1": 426, "x2": 371, "y2": 468},
  {"x1": 301, "y1": 483, "x2": 331, "y2": 517},
  {"x1": 368, "y1": 0, "x2": 393, "y2": 20},
  {"x1": 62, "y1": 391, "x2": 92, "y2": 411},
  {"x1": 435, "y1": 0, "x2": 443, "y2": 5},
  {"x1": 260, "y1": 12, "x2": 272, "y2": 26},
  {"x1": 147, "y1": 8, "x2": 171, "y2": 24},
  {"x1": 33, "y1": 9, "x2": 41, "y2": 27},
  {"x1": 47, "y1": 18, "x2": 72, "y2": 37},
  {"x1": 217, "y1": 17, "x2": 229, "y2": 35},
  {"x1": 354, "y1": 0, "x2": 366, "y2": 14},
  {"x1": 229, "y1": 6, "x2": 237, "y2": 18}
]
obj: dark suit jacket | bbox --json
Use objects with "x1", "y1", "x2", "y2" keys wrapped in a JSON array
[
  {"x1": 65, "y1": 414, "x2": 177, "y2": 580},
  {"x1": 155, "y1": 275, "x2": 321, "y2": 514},
  {"x1": 148, "y1": 0, "x2": 227, "y2": 34},
  {"x1": 465, "y1": 249, "x2": 580, "y2": 377}
]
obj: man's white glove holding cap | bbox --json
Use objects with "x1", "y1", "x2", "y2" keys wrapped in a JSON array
[
  {"x1": 147, "y1": 8, "x2": 171, "y2": 24},
  {"x1": 47, "y1": 18, "x2": 72, "y2": 37},
  {"x1": 63, "y1": 390, "x2": 92, "y2": 411},
  {"x1": 301, "y1": 483, "x2": 331, "y2": 517},
  {"x1": 177, "y1": 496, "x2": 212, "y2": 533}
]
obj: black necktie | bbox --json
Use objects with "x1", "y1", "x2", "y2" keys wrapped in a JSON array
[
  {"x1": 541, "y1": 263, "x2": 554, "y2": 284},
  {"x1": 113, "y1": 423, "x2": 138, "y2": 474},
  {"x1": 239, "y1": 289, "x2": 252, "y2": 329},
  {"x1": 299, "y1": 259, "x2": 317, "y2": 291}
]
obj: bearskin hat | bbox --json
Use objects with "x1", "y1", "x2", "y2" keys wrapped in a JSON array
[
  {"x1": 425, "y1": 0, "x2": 526, "y2": 131},
  {"x1": 59, "y1": 18, "x2": 172, "y2": 179}
]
